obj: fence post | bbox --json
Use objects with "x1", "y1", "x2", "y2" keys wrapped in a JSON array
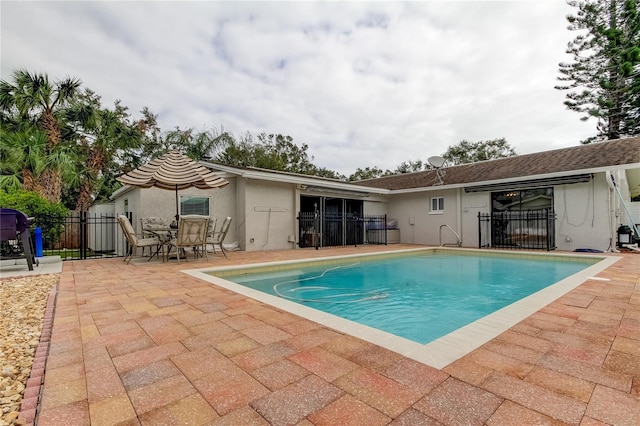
[
  {"x1": 384, "y1": 214, "x2": 387, "y2": 245},
  {"x1": 545, "y1": 209, "x2": 551, "y2": 251},
  {"x1": 79, "y1": 210, "x2": 87, "y2": 259},
  {"x1": 314, "y1": 209, "x2": 320, "y2": 250},
  {"x1": 477, "y1": 212, "x2": 481, "y2": 248}
]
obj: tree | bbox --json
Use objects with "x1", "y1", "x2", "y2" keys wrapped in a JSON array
[
  {"x1": 442, "y1": 138, "x2": 517, "y2": 165},
  {"x1": 348, "y1": 166, "x2": 391, "y2": 181},
  {"x1": 556, "y1": 0, "x2": 640, "y2": 141},
  {"x1": 0, "y1": 69, "x2": 81, "y2": 201},
  {"x1": 161, "y1": 126, "x2": 233, "y2": 161},
  {"x1": 0, "y1": 125, "x2": 76, "y2": 196},
  {"x1": 313, "y1": 167, "x2": 346, "y2": 180},
  {"x1": 394, "y1": 160, "x2": 426, "y2": 174},
  {"x1": 66, "y1": 91, "x2": 148, "y2": 211},
  {"x1": 0, "y1": 127, "x2": 47, "y2": 194},
  {"x1": 216, "y1": 132, "x2": 320, "y2": 174}
]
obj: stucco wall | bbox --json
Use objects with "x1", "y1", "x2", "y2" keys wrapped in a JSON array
[
  {"x1": 236, "y1": 178, "x2": 247, "y2": 249},
  {"x1": 386, "y1": 188, "x2": 460, "y2": 246},
  {"x1": 383, "y1": 173, "x2": 622, "y2": 251},
  {"x1": 459, "y1": 191, "x2": 490, "y2": 248},
  {"x1": 112, "y1": 179, "x2": 238, "y2": 243},
  {"x1": 553, "y1": 174, "x2": 611, "y2": 251},
  {"x1": 242, "y1": 179, "x2": 297, "y2": 251},
  {"x1": 363, "y1": 200, "x2": 389, "y2": 216},
  {"x1": 110, "y1": 166, "x2": 636, "y2": 254}
]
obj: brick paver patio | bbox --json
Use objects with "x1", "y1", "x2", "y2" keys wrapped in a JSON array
[{"x1": 22, "y1": 245, "x2": 640, "y2": 425}]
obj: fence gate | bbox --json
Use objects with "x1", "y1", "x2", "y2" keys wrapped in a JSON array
[
  {"x1": 297, "y1": 211, "x2": 388, "y2": 249},
  {"x1": 478, "y1": 209, "x2": 557, "y2": 251}
]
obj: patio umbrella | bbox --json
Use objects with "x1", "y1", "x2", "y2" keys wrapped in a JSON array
[{"x1": 116, "y1": 150, "x2": 229, "y2": 221}]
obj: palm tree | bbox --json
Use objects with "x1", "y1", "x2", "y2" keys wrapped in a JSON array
[
  {"x1": 0, "y1": 69, "x2": 81, "y2": 202},
  {"x1": 67, "y1": 93, "x2": 145, "y2": 211},
  {"x1": 162, "y1": 126, "x2": 232, "y2": 161},
  {"x1": 0, "y1": 127, "x2": 47, "y2": 193}
]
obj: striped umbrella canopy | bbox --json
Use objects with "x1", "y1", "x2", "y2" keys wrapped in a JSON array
[{"x1": 117, "y1": 150, "x2": 228, "y2": 220}]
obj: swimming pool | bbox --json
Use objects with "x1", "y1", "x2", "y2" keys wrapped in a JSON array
[
  {"x1": 186, "y1": 248, "x2": 619, "y2": 368},
  {"x1": 222, "y1": 252, "x2": 595, "y2": 344}
]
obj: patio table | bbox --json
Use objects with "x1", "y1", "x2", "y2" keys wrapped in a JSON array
[{"x1": 142, "y1": 227, "x2": 175, "y2": 262}]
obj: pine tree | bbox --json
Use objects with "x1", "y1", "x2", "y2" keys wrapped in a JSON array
[{"x1": 556, "y1": 0, "x2": 640, "y2": 142}]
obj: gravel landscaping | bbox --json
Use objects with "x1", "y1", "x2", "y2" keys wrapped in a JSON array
[{"x1": 0, "y1": 274, "x2": 58, "y2": 426}]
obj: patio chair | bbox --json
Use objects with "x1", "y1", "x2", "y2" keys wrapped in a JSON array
[
  {"x1": 168, "y1": 215, "x2": 209, "y2": 264},
  {"x1": 207, "y1": 216, "x2": 232, "y2": 258},
  {"x1": 195, "y1": 217, "x2": 218, "y2": 258},
  {"x1": 140, "y1": 216, "x2": 171, "y2": 256},
  {"x1": 118, "y1": 215, "x2": 163, "y2": 264}
]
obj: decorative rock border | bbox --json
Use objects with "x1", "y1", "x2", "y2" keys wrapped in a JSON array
[{"x1": 17, "y1": 282, "x2": 58, "y2": 426}]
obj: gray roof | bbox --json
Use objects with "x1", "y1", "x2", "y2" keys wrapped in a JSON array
[{"x1": 354, "y1": 137, "x2": 640, "y2": 190}]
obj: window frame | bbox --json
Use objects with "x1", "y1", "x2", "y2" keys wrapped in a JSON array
[
  {"x1": 180, "y1": 195, "x2": 210, "y2": 216},
  {"x1": 429, "y1": 196, "x2": 444, "y2": 214}
]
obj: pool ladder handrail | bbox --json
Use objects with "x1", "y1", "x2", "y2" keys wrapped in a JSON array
[{"x1": 439, "y1": 224, "x2": 461, "y2": 247}]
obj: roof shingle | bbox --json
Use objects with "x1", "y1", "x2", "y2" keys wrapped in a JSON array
[{"x1": 355, "y1": 137, "x2": 640, "y2": 190}]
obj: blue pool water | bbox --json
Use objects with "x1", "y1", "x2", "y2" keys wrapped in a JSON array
[{"x1": 226, "y1": 252, "x2": 595, "y2": 344}]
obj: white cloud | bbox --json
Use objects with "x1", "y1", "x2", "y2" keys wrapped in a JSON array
[{"x1": 1, "y1": 1, "x2": 594, "y2": 175}]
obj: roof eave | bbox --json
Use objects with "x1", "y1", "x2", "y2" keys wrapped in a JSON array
[
  {"x1": 201, "y1": 161, "x2": 391, "y2": 195},
  {"x1": 386, "y1": 163, "x2": 640, "y2": 194}
]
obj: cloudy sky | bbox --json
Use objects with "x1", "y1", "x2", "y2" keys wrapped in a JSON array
[{"x1": 2, "y1": 1, "x2": 594, "y2": 175}]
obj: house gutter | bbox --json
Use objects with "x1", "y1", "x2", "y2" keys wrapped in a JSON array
[{"x1": 109, "y1": 185, "x2": 135, "y2": 200}]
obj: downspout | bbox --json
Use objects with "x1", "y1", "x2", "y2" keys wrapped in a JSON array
[{"x1": 605, "y1": 171, "x2": 620, "y2": 252}]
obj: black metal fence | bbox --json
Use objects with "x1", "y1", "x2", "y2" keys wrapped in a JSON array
[
  {"x1": 478, "y1": 209, "x2": 557, "y2": 251},
  {"x1": 23, "y1": 211, "x2": 127, "y2": 261},
  {"x1": 297, "y1": 212, "x2": 388, "y2": 249},
  {"x1": 7, "y1": 209, "x2": 394, "y2": 260}
]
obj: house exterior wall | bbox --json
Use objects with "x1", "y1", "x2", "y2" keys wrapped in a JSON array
[
  {"x1": 236, "y1": 178, "x2": 247, "y2": 250},
  {"x1": 382, "y1": 172, "x2": 622, "y2": 251},
  {"x1": 459, "y1": 191, "x2": 490, "y2": 248},
  {"x1": 86, "y1": 202, "x2": 117, "y2": 253},
  {"x1": 363, "y1": 200, "x2": 388, "y2": 216},
  {"x1": 242, "y1": 179, "x2": 297, "y2": 251},
  {"x1": 111, "y1": 180, "x2": 238, "y2": 248},
  {"x1": 386, "y1": 188, "x2": 460, "y2": 246},
  {"x1": 553, "y1": 173, "x2": 611, "y2": 251},
  {"x1": 458, "y1": 173, "x2": 615, "y2": 251},
  {"x1": 110, "y1": 157, "x2": 638, "y2": 254}
]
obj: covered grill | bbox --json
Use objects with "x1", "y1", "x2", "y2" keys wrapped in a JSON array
[{"x1": 1, "y1": 208, "x2": 37, "y2": 271}]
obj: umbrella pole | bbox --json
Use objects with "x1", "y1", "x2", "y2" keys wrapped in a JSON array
[{"x1": 175, "y1": 185, "x2": 180, "y2": 222}]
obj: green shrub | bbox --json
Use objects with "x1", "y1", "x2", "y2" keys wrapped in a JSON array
[
  {"x1": 0, "y1": 190, "x2": 68, "y2": 217},
  {"x1": 0, "y1": 190, "x2": 68, "y2": 246}
]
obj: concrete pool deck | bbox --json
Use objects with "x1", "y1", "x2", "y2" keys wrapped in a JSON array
[{"x1": 26, "y1": 245, "x2": 640, "y2": 425}]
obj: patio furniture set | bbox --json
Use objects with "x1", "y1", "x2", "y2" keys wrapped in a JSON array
[{"x1": 118, "y1": 215, "x2": 232, "y2": 264}]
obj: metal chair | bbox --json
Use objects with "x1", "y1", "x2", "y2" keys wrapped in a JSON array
[
  {"x1": 168, "y1": 215, "x2": 209, "y2": 264},
  {"x1": 140, "y1": 217, "x2": 171, "y2": 256},
  {"x1": 207, "y1": 216, "x2": 232, "y2": 258},
  {"x1": 118, "y1": 215, "x2": 163, "y2": 263}
]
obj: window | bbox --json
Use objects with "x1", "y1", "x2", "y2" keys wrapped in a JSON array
[
  {"x1": 491, "y1": 188, "x2": 553, "y2": 213},
  {"x1": 430, "y1": 197, "x2": 444, "y2": 213},
  {"x1": 180, "y1": 196, "x2": 210, "y2": 216}
]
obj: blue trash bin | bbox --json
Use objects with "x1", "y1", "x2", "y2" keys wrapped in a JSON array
[{"x1": 35, "y1": 226, "x2": 43, "y2": 257}]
